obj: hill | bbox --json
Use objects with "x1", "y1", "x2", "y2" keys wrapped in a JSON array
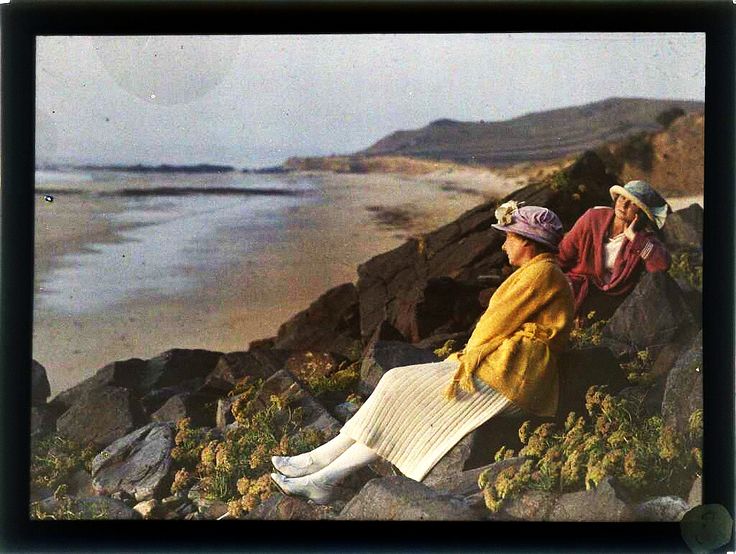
[{"x1": 357, "y1": 97, "x2": 703, "y2": 166}]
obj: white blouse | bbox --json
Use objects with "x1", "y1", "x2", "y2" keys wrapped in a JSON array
[{"x1": 603, "y1": 233, "x2": 626, "y2": 283}]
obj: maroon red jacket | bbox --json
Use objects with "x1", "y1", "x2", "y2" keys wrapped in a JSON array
[{"x1": 557, "y1": 207, "x2": 671, "y2": 314}]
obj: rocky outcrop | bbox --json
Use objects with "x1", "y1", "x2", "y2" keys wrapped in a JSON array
[
  {"x1": 91, "y1": 423, "x2": 175, "y2": 501},
  {"x1": 601, "y1": 272, "x2": 698, "y2": 360},
  {"x1": 273, "y1": 283, "x2": 362, "y2": 360},
  {"x1": 548, "y1": 478, "x2": 634, "y2": 522},
  {"x1": 357, "y1": 151, "x2": 616, "y2": 342},
  {"x1": 32, "y1": 360, "x2": 51, "y2": 406},
  {"x1": 338, "y1": 476, "x2": 479, "y2": 520},
  {"x1": 662, "y1": 203, "x2": 703, "y2": 248},
  {"x1": 359, "y1": 340, "x2": 440, "y2": 395},
  {"x1": 56, "y1": 386, "x2": 141, "y2": 447},
  {"x1": 661, "y1": 331, "x2": 703, "y2": 436}
]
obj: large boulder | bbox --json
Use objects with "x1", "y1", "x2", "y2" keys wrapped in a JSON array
[
  {"x1": 632, "y1": 496, "x2": 689, "y2": 522},
  {"x1": 50, "y1": 358, "x2": 148, "y2": 413},
  {"x1": 494, "y1": 490, "x2": 558, "y2": 521},
  {"x1": 31, "y1": 405, "x2": 57, "y2": 442},
  {"x1": 272, "y1": 282, "x2": 361, "y2": 359},
  {"x1": 358, "y1": 340, "x2": 439, "y2": 395},
  {"x1": 31, "y1": 360, "x2": 51, "y2": 406},
  {"x1": 137, "y1": 349, "x2": 223, "y2": 392},
  {"x1": 422, "y1": 433, "x2": 475, "y2": 488},
  {"x1": 338, "y1": 476, "x2": 479, "y2": 520},
  {"x1": 547, "y1": 478, "x2": 634, "y2": 522},
  {"x1": 661, "y1": 331, "x2": 703, "y2": 436},
  {"x1": 557, "y1": 347, "x2": 629, "y2": 418},
  {"x1": 356, "y1": 151, "x2": 616, "y2": 342},
  {"x1": 150, "y1": 391, "x2": 219, "y2": 428},
  {"x1": 200, "y1": 351, "x2": 280, "y2": 394},
  {"x1": 91, "y1": 422, "x2": 175, "y2": 501},
  {"x1": 463, "y1": 415, "x2": 537, "y2": 470},
  {"x1": 601, "y1": 272, "x2": 698, "y2": 360},
  {"x1": 245, "y1": 494, "x2": 335, "y2": 520},
  {"x1": 662, "y1": 203, "x2": 703, "y2": 248},
  {"x1": 56, "y1": 386, "x2": 141, "y2": 447}
]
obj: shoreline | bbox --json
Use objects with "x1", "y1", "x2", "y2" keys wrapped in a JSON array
[{"x1": 33, "y1": 168, "x2": 520, "y2": 396}]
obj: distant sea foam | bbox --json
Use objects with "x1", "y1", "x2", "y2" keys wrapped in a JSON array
[{"x1": 34, "y1": 169, "x2": 321, "y2": 314}]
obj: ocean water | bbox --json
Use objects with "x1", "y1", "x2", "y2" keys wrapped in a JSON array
[{"x1": 34, "y1": 169, "x2": 321, "y2": 314}]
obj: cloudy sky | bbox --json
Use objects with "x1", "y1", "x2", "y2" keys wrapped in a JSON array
[{"x1": 36, "y1": 33, "x2": 705, "y2": 168}]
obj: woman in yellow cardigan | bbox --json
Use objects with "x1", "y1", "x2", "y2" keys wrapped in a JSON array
[{"x1": 270, "y1": 203, "x2": 575, "y2": 504}]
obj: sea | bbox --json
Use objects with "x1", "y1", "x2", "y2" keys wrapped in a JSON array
[{"x1": 34, "y1": 168, "x2": 322, "y2": 315}]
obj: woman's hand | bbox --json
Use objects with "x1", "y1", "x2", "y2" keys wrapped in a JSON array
[{"x1": 624, "y1": 214, "x2": 639, "y2": 241}]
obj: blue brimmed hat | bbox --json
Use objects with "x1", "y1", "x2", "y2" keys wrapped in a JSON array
[{"x1": 609, "y1": 180, "x2": 670, "y2": 229}]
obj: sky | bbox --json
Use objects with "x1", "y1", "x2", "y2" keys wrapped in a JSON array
[{"x1": 35, "y1": 33, "x2": 705, "y2": 169}]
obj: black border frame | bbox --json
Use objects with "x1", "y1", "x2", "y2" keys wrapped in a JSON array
[{"x1": 2, "y1": 2, "x2": 734, "y2": 552}]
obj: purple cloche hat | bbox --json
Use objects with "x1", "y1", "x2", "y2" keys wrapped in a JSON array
[{"x1": 491, "y1": 202, "x2": 564, "y2": 251}]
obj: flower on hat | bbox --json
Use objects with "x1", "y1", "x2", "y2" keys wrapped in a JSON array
[{"x1": 495, "y1": 200, "x2": 523, "y2": 226}]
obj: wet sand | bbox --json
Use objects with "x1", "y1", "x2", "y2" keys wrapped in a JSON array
[{"x1": 33, "y1": 168, "x2": 520, "y2": 396}]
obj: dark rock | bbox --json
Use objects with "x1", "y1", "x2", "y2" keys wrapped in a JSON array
[
  {"x1": 150, "y1": 391, "x2": 219, "y2": 428},
  {"x1": 632, "y1": 496, "x2": 689, "y2": 522},
  {"x1": 414, "y1": 331, "x2": 470, "y2": 352},
  {"x1": 273, "y1": 283, "x2": 361, "y2": 357},
  {"x1": 616, "y1": 381, "x2": 666, "y2": 417},
  {"x1": 548, "y1": 478, "x2": 634, "y2": 522},
  {"x1": 338, "y1": 475, "x2": 480, "y2": 520},
  {"x1": 368, "y1": 320, "x2": 407, "y2": 343},
  {"x1": 358, "y1": 340, "x2": 439, "y2": 395},
  {"x1": 139, "y1": 349, "x2": 223, "y2": 392},
  {"x1": 557, "y1": 347, "x2": 631, "y2": 418},
  {"x1": 496, "y1": 490, "x2": 558, "y2": 521},
  {"x1": 50, "y1": 358, "x2": 147, "y2": 412},
  {"x1": 138, "y1": 377, "x2": 205, "y2": 416},
  {"x1": 198, "y1": 499, "x2": 229, "y2": 519},
  {"x1": 333, "y1": 401, "x2": 359, "y2": 423},
  {"x1": 601, "y1": 272, "x2": 698, "y2": 360},
  {"x1": 56, "y1": 386, "x2": 140, "y2": 447},
  {"x1": 422, "y1": 433, "x2": 474, "y2": 488},
  {"x1": 32, "y1": 360, "x2": 51, "y2": 406},
  {"x1": 464, "y1": 415, "x2": 538, "y2": 470},
  {"x1": 246, "y1": 494, "x2": 336, "y2": 520},
  {"x1": 428, "y1": 456, "x2": 529, "y2": 497},
  {"x1": 661, "y1": 331, "x2": 703, "y2": 435},
  {"x1": 31, "y1": 405, "x2": 57, "y2": 441},
  {"x1": 356, "y1": 151, "x2": 616, "y2": 342},
  {"x1": 687, "y1": 476, "x2": 702, "y2": 507},
  {"x1": 662, "y1": 203, "x2": 703, "y2": 248},
  {"x1": 392, "y1": 276, "x2": 486, "y2": 343},
  {"x1": 201, "y1": 351, "x2": 278, "y2": 394},
  {"x1": 67, "y1": 469, "x2": 95, "y2": 497},
  {"x1": 91, "y1": 422, "x2": 175, "y2": 501}
]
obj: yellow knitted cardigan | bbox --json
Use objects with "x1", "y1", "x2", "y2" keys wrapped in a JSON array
[{"x1": 444, "y1": 253, "x2": 574, "y2": 417}]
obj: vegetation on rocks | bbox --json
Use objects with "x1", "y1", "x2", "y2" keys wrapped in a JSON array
[
  {"x1": 569, "y1": 312, "x2": 608, "y2": 348},
  {"x1": 170, "y1": 382, "x2": 325, "y2": 518},
  {"x1": 621, "y1": 350, "x2": 657, "y2": 386},
  {"x1": 479, "y1": 385, "x2": 702, "y2": 512},
  {"x1": 668, "y1": 251, "x2": 703, "y2": 291},
  {"x1": 30, "y1": 434, "x2": 97, "y2": 492}
]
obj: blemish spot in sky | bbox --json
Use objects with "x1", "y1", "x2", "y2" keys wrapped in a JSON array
[{"x1": 44, "y1": 195, "x2": 54, "y2": 203}]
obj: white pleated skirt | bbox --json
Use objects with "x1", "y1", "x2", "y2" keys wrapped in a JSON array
[{"x1": 340, "y1": 360, "x2": 518, "y2": 482}]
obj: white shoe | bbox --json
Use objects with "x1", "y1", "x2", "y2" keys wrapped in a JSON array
[
  {"x1": 271, "y1": 454, "x2": 321, "y2": 477},
  {"x1": 269, "y1": 472, "x2": 336, "y2": 505}
]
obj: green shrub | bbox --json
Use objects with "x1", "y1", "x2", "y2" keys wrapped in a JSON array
[
  {"x1": 30, "y1": 484, "x2": 110, "y2": 520},
  {"x1": 478, "y1": 385, "x2": 701, "y2": 513},
  {"x1": 170, "y1": 394, "x2": 324, "y2": 517},
  {"x1": 668, "y1": 251, "x2": 703, "y2": 291},
  {"x1": 30, "y1": 434, "x2": 97, "y2": 492},
  {"x1": 621, "y1": 349, "x2": 656, "y2": 385},
  {"x1": 434, "y1": 339, "x2": 462, "y2": 359},
  {"x1": 569, "y1": 312, "x2": 609, "y2": 349}
]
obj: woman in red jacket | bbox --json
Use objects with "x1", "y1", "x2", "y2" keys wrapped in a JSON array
[{"x1": 557, "y1": 180, "x2": 671, "y2": 322}]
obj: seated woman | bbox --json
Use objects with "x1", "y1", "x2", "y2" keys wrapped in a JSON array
[
  {"x1": 557, "y1": 180, "x2": 672, "y2": 322},
  {"x1": 270, "y1": 204, "x2": 574, "y2": 504}
]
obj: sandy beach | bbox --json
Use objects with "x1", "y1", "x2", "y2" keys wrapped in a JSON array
[{"x1": 33, "y1": 167, "x2": 522, "y2": 396}]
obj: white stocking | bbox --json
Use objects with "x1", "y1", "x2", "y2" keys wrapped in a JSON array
[{"x1": 272, "y1": 432, "x2": 355, "y2": 477}]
